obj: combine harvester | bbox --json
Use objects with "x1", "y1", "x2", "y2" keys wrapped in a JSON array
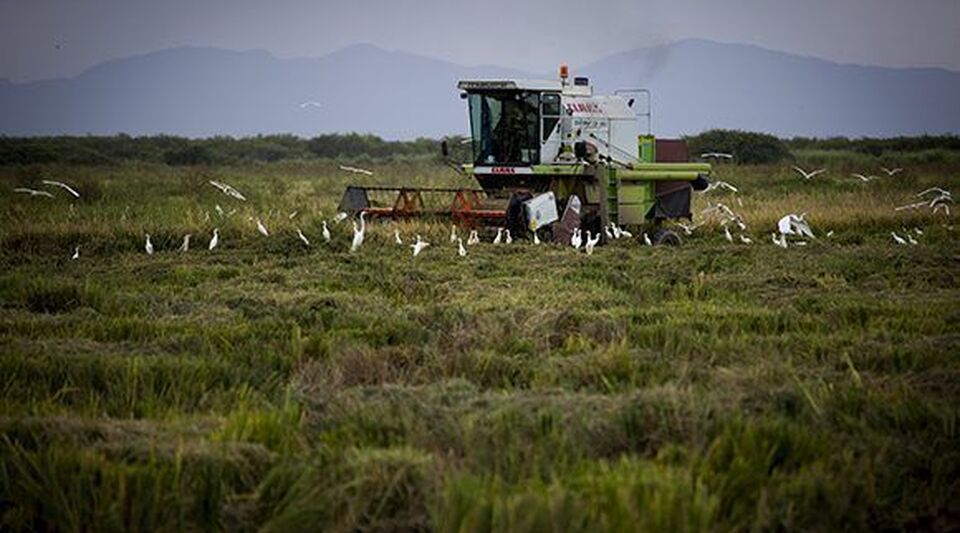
[{"x1": 339, "y1": 65, "x2": 711, "y2": 245}]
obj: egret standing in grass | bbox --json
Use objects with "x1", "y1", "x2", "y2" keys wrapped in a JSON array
[
  {"x1": 322, "y1": 221, "x2": 331, "y2": 242},
  {"x1": 395, "y1": 229, "x2": 403, "y2": 245},
  {"x1": 571, "y1": 228, "x2": 582, "y2": 250},
  {"x1": 505, "y1": 229, "x2": 513, "y2": 244},
  {"x1": 493, "y1": 228, "x2": 503, "y2": 244},
  {"x1": 256, "y1": 218, "x2": 270, "y2": 237},
  {"x1": 145, "y1": 234, "x2": 154, "y2": 255},
  {"x1": 296, "y1": 228, "x2": 310, "y2": 246},
  {"x1": 178, "y1": 234, "x2": 191, "y2": 252},
  {"x1": 585, "y1": 231, "x2": 600, "y2": 255},
  {"x1": 209, "y1": 229, "x2": 220, "y2": 250},
  {"x1": 71, "y1": 246, "x2": 80, "y2": 260},
  {"x1": 350, "y1": 212, "x2": 366, "y2": 252},
  {"x1": 467, "y1": 230, "x2": 480, "y2": 245},
  {"x1": 643, "y1": 232, "x2": 652, "y2": 246},
  {"x1": 458, "y1": 237, "x2": 467, "y2": 257}
]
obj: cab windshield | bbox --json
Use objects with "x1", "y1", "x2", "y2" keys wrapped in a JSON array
[{"x1": 467, "y1": 91, "x2": 540, "y2": 166}]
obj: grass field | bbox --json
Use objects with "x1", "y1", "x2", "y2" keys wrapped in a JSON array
[{"x1": 0, "y1": 156, "x2": 958, "y2": 531}]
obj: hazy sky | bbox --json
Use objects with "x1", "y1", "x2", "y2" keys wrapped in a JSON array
[{"x1": 2, "y1": 0, "x2": 959, "y2": 82}]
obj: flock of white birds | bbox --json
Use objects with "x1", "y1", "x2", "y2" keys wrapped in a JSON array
[{"x1": 10, "y1": 163, "x2": 955, "y2": 260}]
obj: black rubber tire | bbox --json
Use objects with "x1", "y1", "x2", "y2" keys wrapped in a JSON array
[
  {"x1": 505, "y1": 191, "x2": 533, "y2": 237},
  {"x1": 651, "y1": 228, "x2": 682, "y2": 246}
]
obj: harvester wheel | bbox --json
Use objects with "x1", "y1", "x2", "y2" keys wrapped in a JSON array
[{"x1": 651, "y1": 228, "x2": 682, "y2": 246}]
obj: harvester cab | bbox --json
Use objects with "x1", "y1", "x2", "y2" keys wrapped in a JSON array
[{"x1": 339, "y1": 65, "x2": 711, "y2": 245}]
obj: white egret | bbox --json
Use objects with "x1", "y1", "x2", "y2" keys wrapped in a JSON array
[
  {"x1": 701, "y1": 152, "x2": 734, "y2": 160},
  {"x1": 792, "y1": 166, "x2": 826, "y2": 180},
  {"x1": 891, "y1": 232, "x2": 907, "y2": 245},
  {"x1": 322, "y1": 221, "x2": 331, "y2": 242},
  {"x1": 256, "y1": 218, "x2": 269, "y2": 237},
  {"x1": 71, "y1": 246, "x2": 79, "y2": 260},
  {"x1": 467, "y1": 230, "x2": 480, "y2": 245},
  {"x1": 449, "y1": 225, "x2": 458, "y2": 243},
  {"x1": 209, "y1": 229, "x2": 220, "y2": 250},
  {"x1": 208, "y1": 180, "x2": 247, "y2": 201},
  {"x1": 571, "y1": 228, "x2": 582, "y2": 250},
  {"x1": 739, "y1": 234, "x2": 753, "y2": 244},
  {"x1": 880, "y1": 167, "x2": 903, "y2": 176},
  {"x1": 826, "y1": 230, "x2": 835, "y2": 238},
  {"x1": 288, "y1": 210, "x2": 299, "y2": 219},
  {"x1": 42, "y1": 180, "x2": 80, "y2": 198},
  {"x1": 532, "y1": 231, "x2": 541, "y2": 245},
  {"x1": 215, "y1": 204, "x2": 225, "y2": 217},
  {"x1": 723, "y1": 226, "x2": 733, "y2": 243},
  {"x1": 505, "y1": 229, "x2": 512, "y2": 244},
  {"x1": 906, "y1": 233, "x2": 918, "y2": 245},
  {"x1": 705, "y1": 181, "x2": 740, "y2": 193},
  {"x1": 643, "y1": 232, "x2": 652, "y2": 246},
  {"x1": 493, "y1": 228, "x2": 503, "y2": 244},
  {"x1": 604, "y1": 225, "x2": 614, "y2": 240},
  {"x1": 14, "y1": 188, "x2": 54, "y2": 198},
  {"x1": 333, "y1": 212, "x2": 349, "y2": 224},
  {"x1": 411, "y1": 235, "x2": 430, "y2": 257},
  {"x1": 297, "y1": 228, "x2": 311, "y2": 246},
  {"x1": 350, "y1": 213, "x2": 366, "y2": 252},
  {"x1": 394, "y1": 229, "x2": 403, "y2": 245},
  {"x1": 339, "y1": 165, "x2": 373, "y2": 176},
  {"x1": 585, "y1": 231, "x2": 600, "y2": 255},
  {"x1": 852, "y1": 173, "x2": 877, "y2": 182},
  {"x1": 145, "y1": 234, "x2": 154, "y2": 255},
  {"x1": 458, "y1": 237, "x2": 467, "y2": 257},
  {"x1": 178, "y1": 234, "x2": 191, "y2": 252}
]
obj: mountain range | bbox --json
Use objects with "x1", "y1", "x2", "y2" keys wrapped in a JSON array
[{"x1": 1, "y1": 39, "x2": 958, "y2": 139}]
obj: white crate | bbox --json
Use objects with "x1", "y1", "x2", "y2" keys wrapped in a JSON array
[{"x1": 524, "y1": 192, "x2": 559, "y2": 231}]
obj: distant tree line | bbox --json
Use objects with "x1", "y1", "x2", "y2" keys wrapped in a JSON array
[
  {"x1": 0, "y1": 131, "x2": 956, "y2": 166},
  {"x1": 0, "y1": 133, "x2": 467, "y2": 167},
  {"x1": 685, "y1": 129, "x2": 960, "y2": 165}
]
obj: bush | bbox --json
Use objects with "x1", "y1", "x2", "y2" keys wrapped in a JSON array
[{"x1": 685, "y1": 129, "x2": 791, "y2": 165}]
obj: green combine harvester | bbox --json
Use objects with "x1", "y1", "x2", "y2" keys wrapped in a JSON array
[{"x1": 339, "y1": 65, "x2": 711, "y2": 245}]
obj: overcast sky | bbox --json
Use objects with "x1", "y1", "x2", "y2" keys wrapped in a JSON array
[{"x1": 2, "y1": 0, "x2": 959, "y2": 82}]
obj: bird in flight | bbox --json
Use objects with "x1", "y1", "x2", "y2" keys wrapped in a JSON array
[
  {"x1": 299, "y1": 101, "x2": 322, "y2": 109},
  {"x1": 339, "y1": 165, "x2": 373, "y2": 176},
  {"x1": 880, "y1": 167, "x2": 903, "y2": 176},
  {"x1": 42, "y1": 180, "x2": 81, "y2": 198},
  {"x1": 209, "y1": 180, "x2": 247, "y2": 201},
  {"x1": 700, "y1": 152, "x2": 734, "y2": 160},
  {"x1": 792, "y1": 166, "x2": 826, "y2": 180},
  {"x1": 704, "y1": 181, "x2": 740, "y2": 193},
  {"x1": 851, "y1": 173, "x2": 878, "y2": 182},
  {"x1": 14, "y1": 188, "x2": 54, "y2": 198},
  {"x1": 411, "y1": 235, "x2": 430, "y2": 257}
]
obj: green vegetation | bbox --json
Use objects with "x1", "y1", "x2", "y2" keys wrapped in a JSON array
[{"x1": 0, "y1": 147, "x2": 958, "y2": 531}]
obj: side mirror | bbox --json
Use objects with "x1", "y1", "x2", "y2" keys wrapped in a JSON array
[{"x1": 441, "y1": 140, "x2": 449, "y2": 158}]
